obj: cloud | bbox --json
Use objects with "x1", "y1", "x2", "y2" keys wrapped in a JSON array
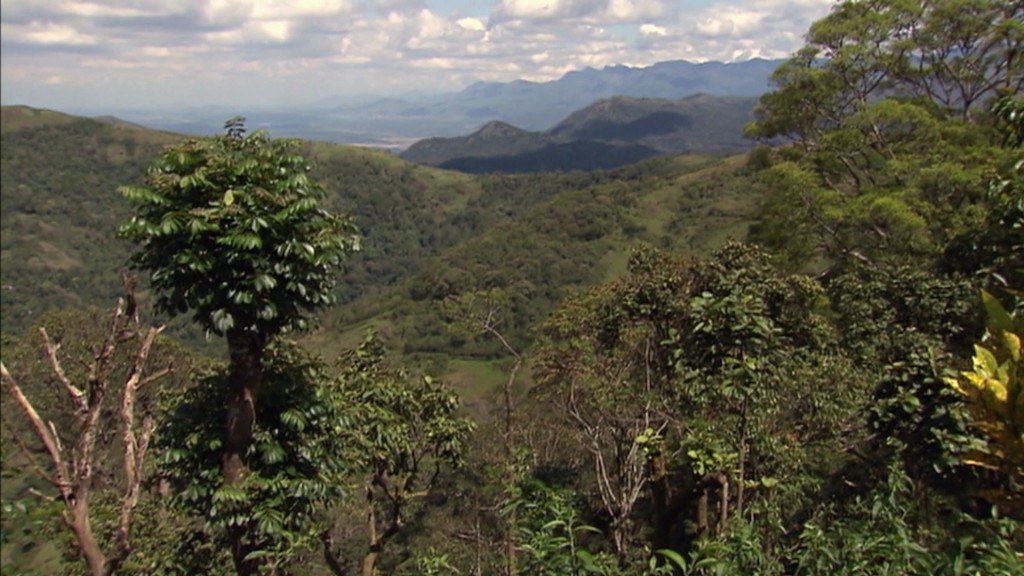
[
  {"x1": 0, "y1": 0, "x2": 836, "y2": 110},
  {"x1": 456, "y1": 17, "x2": 486, "y2": 32},
  {"x1": 640, "y1": 23, "x2": 667, "y2": 37},
  {"x1": 15, "y1": 22, "x2": 99, "y2": 46},
  {"x1": 491, "y1": 0, "x2": 675, "y2": 24}
]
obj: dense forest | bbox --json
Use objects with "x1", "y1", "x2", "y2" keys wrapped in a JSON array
[{"x1": 2, "y1": 1, "x2": 1022, "y2": 575}]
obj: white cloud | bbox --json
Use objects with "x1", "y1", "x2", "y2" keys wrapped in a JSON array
[
  {"x1": 456, "y1": 17, "x2": 486, "y2": 32},
  {"x1": 0, "y1": 0, "x2": 837, "y2": 110},
  {"x1": 492, "y1": 0, "x2": 675, "y2": 24},
  {"x1": 12, "y1": 22, "x2": 97, "y2": 45},
  {"x1": 640, "y1": 23, "x2": 666, "y2": 37},
  {"x1": 254, "y1": 0, "x2": 352, "y2": 19}
]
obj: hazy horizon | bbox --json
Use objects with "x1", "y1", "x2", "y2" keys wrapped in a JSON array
[{"x1": 1, "y1": 0, "x2": 832, "y2": 112}]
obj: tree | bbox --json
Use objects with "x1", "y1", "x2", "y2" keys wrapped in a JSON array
[
  {"x1": 443, "y1": 289, "x2": 526, "y2": 576},
  {"x1": 118, "y1": 117, "x2": 359, "y2": 573},
  {"x1": 748, "y1": 0, "x2": 1023, "y2": 144},
  {"x1": 535, "y1": 244, "x2": 853, "y2": 562},
  {"x1": 747, "y1": 0, "x2": 1022, "y2": 270},
  {"x1": 158, "y1": 341, "x2": 354, "y2": 575},
  {"x1": 321, "y1": 335, "x2": 474, "y2": 576},
  {"x1": 0, "y1": 280, "x2": 173, "y2": 576}
]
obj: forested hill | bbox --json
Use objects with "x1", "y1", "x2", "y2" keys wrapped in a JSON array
[
  {"x1": 310, "y1": 153, "x2": 765, "y2": 392},
  {"x1": 0, "y1": 105, "x2": 763, "y2": 348},
  {"x1": 400, "y1": 94, "x2": 758, "y2": 173},
  {"x1": 0, "y1": 107, "x2": 181, "y2": 331}
]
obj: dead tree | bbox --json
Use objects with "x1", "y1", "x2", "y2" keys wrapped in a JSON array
[{"x1": 0, "y1": 279, "x2": 171, "y2": 576}]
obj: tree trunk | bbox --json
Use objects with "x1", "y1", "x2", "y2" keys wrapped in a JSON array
[
  {"x1": 224, "y1": 329, "x2": 265, "y2": 576},
  {"x1": 697, "y1": 489, "x2": 709, "y2": 537},
  {"x1": 718, "y1": 476, "x2": 730, "y2": 534},
  {"x1": 737, "y1": 399, "x2": 748, "y2": 519},
  {"x1": 361, "y1": 551, "x2": 379, "y2": 576},
  {"x1": 69, "y1": 487, "x2": 108, "y2": 576}
]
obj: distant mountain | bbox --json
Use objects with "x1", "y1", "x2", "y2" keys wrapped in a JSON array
[
  {"x1": 401, "y1": 94, "x2": 759, "y2": 173},
  {"x1": 402, "y1": 121, "x2": 555, "y2": 166},
  {"x1": 75, "y1": 59, "x2": 778, "y2": 147},
  {"x1": 325, "y1": 58, "x2": 781, "y2": 137}
]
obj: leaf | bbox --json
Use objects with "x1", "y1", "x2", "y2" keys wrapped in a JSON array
[
  {"x1": 654, "y1": 548, "x2": 687, "y2": 571},
  {"x1": 982, "y1": 290, "x2": 1016, "y2": 335}
]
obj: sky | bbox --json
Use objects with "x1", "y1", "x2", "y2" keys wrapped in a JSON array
[{"x1": 0, "y1": 0, "x2": 837, "y2": 112}]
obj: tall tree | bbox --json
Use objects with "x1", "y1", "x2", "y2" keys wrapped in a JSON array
[
  {"x1": 118, "y1": 117, "x2": 358, "y2": 573},
  {"x1": 747, "y1": 0, "x2": 1021, "y2": 270}
]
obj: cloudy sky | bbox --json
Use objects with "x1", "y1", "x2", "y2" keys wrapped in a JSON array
[{"x1": 1, "y1": 0, "x2": 836, "y2": 111}]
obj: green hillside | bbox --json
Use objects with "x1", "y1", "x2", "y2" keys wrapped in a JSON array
[
  {"x1": 0, "y1": 109, "x2": 602, "y2": 338},
  {"x1": 0, "y1": 107, "x2": 181, "y2": 332},
  {"x1": 0, "y1": 105, "x2": 766, "y2": 404},
  {"x1": 309, "y1": 153, "x2": 764, "y2": 403}
]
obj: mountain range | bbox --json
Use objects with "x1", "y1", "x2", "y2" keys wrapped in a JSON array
[
  {"x1": 341, "y1": 58, "x2": 779, "y2": 134},
  {"x1": 104, "y1": 58, "x2": 781, "y2": 148},
  {"x1": 401, "y1": 94, "x2": 760, "y2": 173}
]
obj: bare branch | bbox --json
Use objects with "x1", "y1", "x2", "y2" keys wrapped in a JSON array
[
  {"x1": 27, "y1": 487, "x2": 57, "y2": 501},
  {"x1": 110, "y1": 323, "x2": 169, "y2": 569},
  {"x1": 40, "y1": 329, "x2": 87, "y2": 418},
  {"x1": 1, "y1": 362, "x2": 73, "y2": 501},
  {"x1": 2, "y1": 278, "x2": 170, "y2": 576},
  {"x1": 86, "y1": 297, "x2": 127, "y2": 402}
]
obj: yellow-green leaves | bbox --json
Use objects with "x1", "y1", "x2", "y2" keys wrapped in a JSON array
[{"x1": 946, "y1": 290, "x2": 1023, "y2": 516}]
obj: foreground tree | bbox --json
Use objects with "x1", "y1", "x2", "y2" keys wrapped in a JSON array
[
  {"x1": 322, "y1": 335, "x2": 474, "y2": 576},
  {"x1": 118, "y1": 118, "x2": 359, "y2": 573},
  {"x1": 535, "y1": 243, "x2": 857, "y2": 562},
  {"x1": 0, "y1": 280, "x2": 172, "y2": 576},
  {"x1": 158, "y1": 341, "x2": 353, "y2": 575}
]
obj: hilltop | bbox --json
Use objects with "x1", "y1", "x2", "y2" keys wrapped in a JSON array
[{"x1": 401, "y1": 94, "x2": 758, "y2": 173}]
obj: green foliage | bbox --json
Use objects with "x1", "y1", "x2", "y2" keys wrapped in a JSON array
[
  {"x1": 157, "y1": 341, "x2": 353, "y2": 571},
  {"x1": 338, "y1": 333, "x2": 475, "y2": 493},
  {"x1": 748, "y1": 0, "x2": 1022, "y2": 268},
  {"x1": 826, "y1": 264, "x2": 982, "y2": 365},
  {"x1": 119, "y1": 118, "x2": 359, "y2": 337},
  {"x1": 337, "y1": 333, "x2": 474, "y2": 473},
  {"x1": 942, "y1": 94, "x2": 1024, "y2": 290},
  {"x1": 508, "y1": 479, "x2": 608, "y2": 576},
  {"x1": 536, "y1": 242, "x2": 865, "y2": 563},
  {"x1": 869, "y1": 348, "x2": 979, "y2": 481},
  {"x1": 788, "y1": 463, "x2": 1024, "y2": 576},
  {"x1": 505, "y1": 479, "x2": 684, "y2": 576}
]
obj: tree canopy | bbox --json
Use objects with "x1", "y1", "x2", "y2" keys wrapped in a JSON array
[{"x1": 118, "y1": 117, "x2": 359, "y2": 338}]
